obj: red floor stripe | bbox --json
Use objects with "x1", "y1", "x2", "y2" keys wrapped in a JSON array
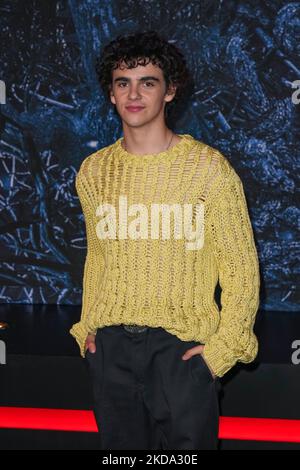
[
  {"x1": 219, "y1": 417, "x2": 300, "y2": 443},
  {"x1": 0, "y1": 407, "x2": 300, "y2": 442},
  {"x1": 0, "y1": 407, "x2": 98, "y2": 432}
]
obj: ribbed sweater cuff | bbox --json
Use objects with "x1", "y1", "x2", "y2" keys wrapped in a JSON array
[
  {"x1": 69, "y1": 322, "x2": 94, "y2": 358},
  {"x1": 202, "y1": 343, "x2": 235, "y2": 378}
]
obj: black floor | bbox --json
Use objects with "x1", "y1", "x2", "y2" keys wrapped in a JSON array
[{"x1": 0, "y1": 304, "x2": 300, "y2": 450}]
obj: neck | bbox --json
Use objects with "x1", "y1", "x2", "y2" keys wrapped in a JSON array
[{"x1": 121, "y1": 126, "x2": 180, "y2": 156}]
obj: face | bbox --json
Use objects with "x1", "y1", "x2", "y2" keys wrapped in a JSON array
[{"x1": 109, "y1": 60, "x2": 176, "y2": 128}]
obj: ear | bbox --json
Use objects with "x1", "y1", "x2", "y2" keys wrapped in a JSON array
[
  {"x1": 164, "y1": 83, "x2": 177, "y2": 103},
  {"x1": 109, "y1": 84, "x2": 116, "y2": 105}
]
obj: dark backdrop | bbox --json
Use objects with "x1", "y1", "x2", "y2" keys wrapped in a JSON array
[{"x1": 0, "y1": 0, "x2": 299, "y2": 312}]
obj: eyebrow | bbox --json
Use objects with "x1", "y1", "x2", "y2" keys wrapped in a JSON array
[{"x1": 113, "y1": 76, "x2": 160, "y2": 83}]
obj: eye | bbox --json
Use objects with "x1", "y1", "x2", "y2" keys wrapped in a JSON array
[
  {"x1": 117, "y1": 82, "x2": 127, "y2": 87},
  {"x1": 144, "y1": 81, "x2": 154, "y2": 87}
]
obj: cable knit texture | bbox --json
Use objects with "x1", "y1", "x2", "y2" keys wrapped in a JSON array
[{"x1": 70, "y1": 134, "x2": 260, "y2": 377}]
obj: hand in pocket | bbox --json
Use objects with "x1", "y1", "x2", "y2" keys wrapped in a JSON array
[
  {"x1": 182, "y1": 344, "x2": 216, "y2": 380},
  {"x1": 85, "y1": 332, "x2": 96, "y2": 354}
]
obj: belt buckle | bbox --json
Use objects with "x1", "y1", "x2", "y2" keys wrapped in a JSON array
[{"x1": 123, "y1": 324, "x2": 148, "y2": 333}]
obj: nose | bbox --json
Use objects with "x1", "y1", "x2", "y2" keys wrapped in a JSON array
[{"x1": 127, "y1": 83, "x2": 141, "y2": 100}]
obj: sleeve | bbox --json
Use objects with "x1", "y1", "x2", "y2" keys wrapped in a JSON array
[
  {"x1": 69, "y1": 166, "x2": 105, "y2": 358},
  {"x1": 202, "y1": 168, "x2": 261, "y2": 377}
]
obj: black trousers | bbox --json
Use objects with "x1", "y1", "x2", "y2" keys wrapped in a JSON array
[{"x1": 85, "y1": 324, "x2": 221, "y2": 450}]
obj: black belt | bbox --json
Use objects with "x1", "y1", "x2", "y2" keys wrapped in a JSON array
[{"x1": 122, "y1": 324, "x2": 148, "y2": 333}]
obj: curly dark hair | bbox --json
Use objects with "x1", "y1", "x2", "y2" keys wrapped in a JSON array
[{"x1": 95, "y1": 30, "x2": 193, "y2": 124}]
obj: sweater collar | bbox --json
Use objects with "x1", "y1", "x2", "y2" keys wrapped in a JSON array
[{"x1": 113, "y1": 133, "x2": 195, "y2": 165}]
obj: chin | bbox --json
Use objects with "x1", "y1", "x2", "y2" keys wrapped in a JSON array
[{"x1": 121, "y1": 117, "x2": 151, "y2": 128}]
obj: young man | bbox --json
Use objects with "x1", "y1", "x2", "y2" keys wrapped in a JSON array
[{"x1": 70, "y1": 30, "x2": 260, "y2": 450}]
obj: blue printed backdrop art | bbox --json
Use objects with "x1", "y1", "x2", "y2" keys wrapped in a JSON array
[{"x1": 0, "y1": 0, "x2": 299, "y2": 311}]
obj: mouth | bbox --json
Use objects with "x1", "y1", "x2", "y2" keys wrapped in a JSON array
[{"x1": 125, "y1": 106, "x2": 145, "y2": 112}]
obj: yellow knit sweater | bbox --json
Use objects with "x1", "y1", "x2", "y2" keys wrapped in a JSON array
[{"x1": 70, "y1": 134, "x2": 260, "y2": 377}]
